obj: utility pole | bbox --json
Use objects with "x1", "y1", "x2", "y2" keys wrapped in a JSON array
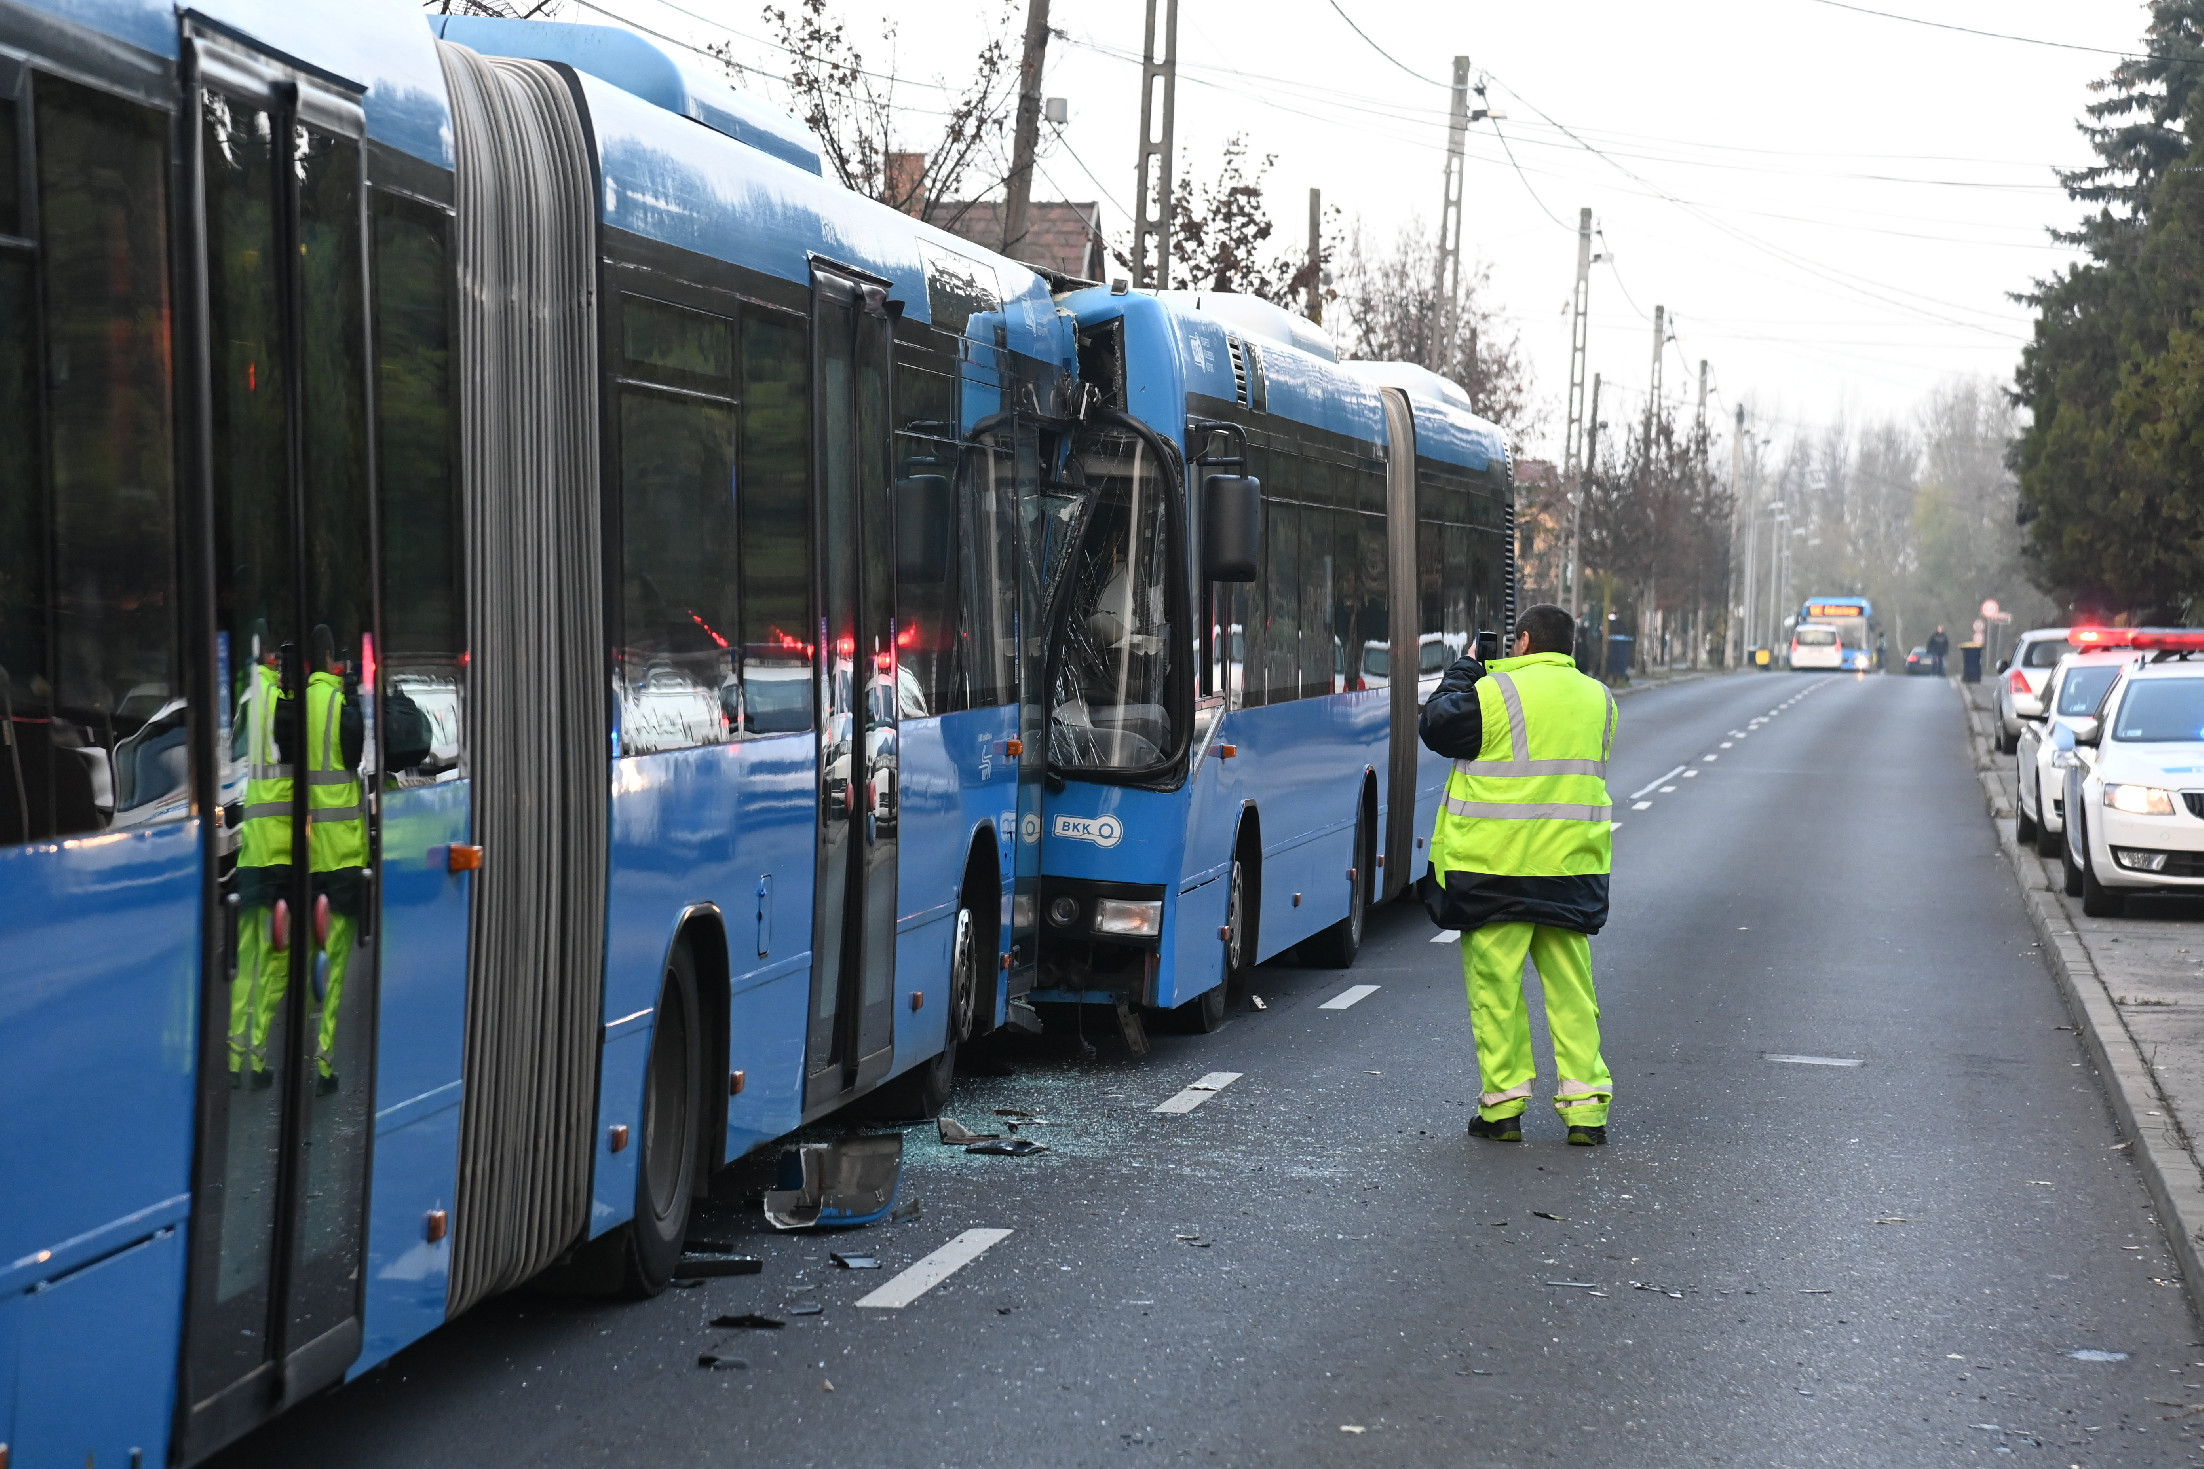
[
  {"x1": 1000, "y1": 0, "x2": 1053, "y2": 259},
  {"x1": 1643, "y1": 305, "x2": 1664, "y2": 459},
  {"x1": 1730, "y1": 403, "x2": 1748, "y2": 665},
  {"x1": 1130, "y1": 0, "x2": 1177, "y2": 289},
  {"x1": 1306, "y1": 187, "x2": 1323, "y2": 324},
  {"x1": 1431, "y1": 55, "x2": 1470, "y2": 364},
  {"x1": 1562, "y1": 207, "x2": 1591, "y2": 623},
  {"x1": 1694, "y1": 360, "x2": 1708, "y2": 462},
  {"x1": 1571, "y1": 370, "x2": 1600, "y2": 651}
]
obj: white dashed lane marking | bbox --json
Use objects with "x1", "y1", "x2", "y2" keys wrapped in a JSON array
[
  {"x1": 1319, "y1": 984, "x2": 1381, "y2": 1011},
  {"x1": 1431, "y1": 929, "x2": 1461, "y2": 944},
  {"x1": 854, "y1": 1228, "x2": 1015, "y2": 1309},
  {"x1": 1764, "y1": 1054, "x2": 1865, "y2": 1068},
  {"x1": 1629, "y1": 766, "x2": 1688, "y2": 800},
  {"x1": 1155, "y1": 1072, "x2": 1244, "y2": 1114},
  {"x1": 1632, "y1": 800, "x2": 1653, "y2": 810}
]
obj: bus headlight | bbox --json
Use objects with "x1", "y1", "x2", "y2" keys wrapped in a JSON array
[
  {"x1": 1092, "y1": 898, "x2": 1163, "y2": 937},
  {"x1": 2105, "y1": 783, "x2": 2177, "y2": 816}
]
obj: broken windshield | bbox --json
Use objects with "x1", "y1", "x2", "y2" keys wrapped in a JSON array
[{"x1": 1049, "y1": 420, "x2": 1183, "y2": 776}]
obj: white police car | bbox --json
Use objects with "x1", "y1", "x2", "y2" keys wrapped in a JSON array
[
  {"x1": 2060, "y1": 631, "x2": 2204, "y2": 916},
  {"x1": 2015, "y1": 634, "x2": 2138, "y2": 859}
]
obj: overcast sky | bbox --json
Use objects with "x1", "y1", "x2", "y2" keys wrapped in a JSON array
[{"x1": 599, "y1": 0, "x2": 2144, "y2": 460}]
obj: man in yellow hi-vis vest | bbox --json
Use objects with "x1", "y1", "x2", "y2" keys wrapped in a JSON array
[
  {"x1": 230, "y1": 642, "x2": 293, "y2": 1088},
  {"x1": 304, "y1": 624, "x2": 367, "y2": 1095},
  {"x1": 1418, "y1": 604, "x2": 1617, "y2": 1146}
]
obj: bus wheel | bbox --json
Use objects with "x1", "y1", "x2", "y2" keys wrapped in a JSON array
[
  {"x1": 624, "y1": 944, "x2": 701, "y2": 1297},
  {"x1": 864, "y1": 906, "x2": 976, "y2": 1120},
  {"x1": 1223, "y1": 851, "x2": 1255, "y2": 1000},
  {"x1": 1175, "y1": 979, "x2": 1228, "y2": 1034},
  {"x1": 1304, "y1": 810, "x2": 1369, "y2": 969}
]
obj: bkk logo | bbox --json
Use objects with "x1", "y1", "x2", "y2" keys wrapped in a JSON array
[{"x1": 1052, "y1": 812, "x2": 1124, "y2": 848}]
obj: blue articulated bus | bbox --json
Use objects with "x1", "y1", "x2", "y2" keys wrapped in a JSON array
[
  {"x1": 0, "y1": 1, "x2": 1077, "y2": 1459},
  {"x1": 1798, "y1": 596, "x2": 1875, "y2": 671},
  {"x1": 1026, "y1": 291, "x2": 1516, "y2": 1029}
]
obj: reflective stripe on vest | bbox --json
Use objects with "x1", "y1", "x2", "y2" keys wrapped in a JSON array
[
  {"x1": 305, "y1": 672, "x2": 367, "y2": 872},
  {"x1": 238, "y1": 662, "x2": 294, "y2": 869}
]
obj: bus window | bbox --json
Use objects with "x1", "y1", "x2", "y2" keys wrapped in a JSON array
[
  {"x1": 1264, "y1": 500, "x2": 1301, "y2": 702},
  {"x1": 374, "y1": 193, "x2": 463, "y2": 780},
  {"x1": 614, "y1": 295, "x2": 741, "y2": 755},
  {"x1": 957, "y1": 430, "x2": 1018, "y2": 710},
  {"x1": 1300, "y1": 508, "x2": 1335, "y2": 696},
  {"x1": 739, "y1": 309, "x2": 813, "y2": 734},
  {"x1": 1051, "y1": 422, "x2": 1178, "y2": 772},
  {"x1": 1, "y1": 77, "x2": 180, "y2": 843}
]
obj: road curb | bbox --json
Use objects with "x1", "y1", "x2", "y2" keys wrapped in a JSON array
[{"x1": 1961, "y1": 687, "x2": 2204, "y2": 1322}]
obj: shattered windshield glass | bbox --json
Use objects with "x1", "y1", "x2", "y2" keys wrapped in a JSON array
[{"x1": 1049, "y1": 423, "x2": 1179, "y2": 772}]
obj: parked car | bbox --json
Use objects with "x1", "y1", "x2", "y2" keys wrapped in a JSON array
[
  {"x1": 2061, "y1": 633, "x2": 2204, "y2": 916},
  {"x1": 1994, "y1": 627, "x2": 2071, "y2": 752},
  {"x1": 2014, "y1": 646, "x2": 2135, "y2": 858},
  {"x1": 1904, "y1": 645, "x2": 1933, "y2": 675}
]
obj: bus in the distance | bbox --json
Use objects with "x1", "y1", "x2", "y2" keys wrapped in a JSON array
[
  {"x1": 1798, "y1": 596, "x2": 1876, "y2": 671},
  {"x1": 1027, "y1": 290, "x2": 1514, "y2": 1036},
  {"x1": 0, "y1": 3, "x2": 1073, "y2": 1459}
]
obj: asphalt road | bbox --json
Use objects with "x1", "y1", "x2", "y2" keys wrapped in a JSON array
[{"x1": 216, "y1": 672, "x2": 2204, "y2": 1467}]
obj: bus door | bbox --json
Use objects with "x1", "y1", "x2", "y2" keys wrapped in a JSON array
[
  {"x1": 177, "y1": 30, "x2": 382, "y2": 1454},
  {"x1": 805, "y1": 268, "x2": 898, "y2": 1109},
  {"x1": 1376, "y1": 388, "x2": 1419, "y2": 902}
]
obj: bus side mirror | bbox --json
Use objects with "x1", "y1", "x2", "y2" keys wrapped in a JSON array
[
  {"x1": 895, "y1": 475, "x2": 953, "y2": 584},
  {"x1": 1201, "y1": 474, "x2": 1261, "y2": 582}
]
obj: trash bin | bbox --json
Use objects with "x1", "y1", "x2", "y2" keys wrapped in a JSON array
[
  {"x1": 1960, "y1": 642, "x2": 1984, "y2": 683},
  {"x1": 1750, "y1": 646, "x2": 1772, "y2": 670},
  {"x1": 1604, "y1": 634, "x2": 1634, "y2": 682}
]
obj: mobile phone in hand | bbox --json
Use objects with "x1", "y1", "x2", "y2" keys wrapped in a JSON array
[{"x1": 1474, "y1": 629, "x2": 1502, "y2": 661}]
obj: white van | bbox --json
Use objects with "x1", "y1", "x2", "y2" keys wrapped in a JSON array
[{"x1": 1788, "y1": 623, "x2": 1844, "y2": 670}]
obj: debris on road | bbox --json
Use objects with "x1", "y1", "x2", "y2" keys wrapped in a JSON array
[
  {"x1": 1628, "y1": 1282, "x2": 1685, "y2": 1298},
  {"x1": 787, "y1": 1303, "x2": 823, "y2": 1316},
  {"x1": 937, "y1": 1117, "x2": 1000, "y2": 1145},
  {"x1": 1545, "y1": 1280, "x2": 1597, "y2": 1289},
  {"x1": 822, "y1": 1378, "x2": 835, "y2": 1392},
  {"x1": 966, "y1": 1137, "x2": 1049, "y2": 1156},
  {"x1": 1250, "y1": 995, "x2": 1267, "y2": 1010},
  {"x1": 1339, "y1": 1425, "x2": 1366, "y2": 1434},
  {"x1": 1176, "y1": 1233, "x2": 1211, "y2": 1248},
  {"x1": 1798, "y1": 1288, "x2": 1833, "y2": 1294},
  {"x1": 1531, "y1": 1211, "x2": 1567, "y2": 1222},
  {"x1": 891, "y1": 1196, "x2": 922, "y2": 1223},
  {"x1": 674, "y1": 1253, "x2": 763, "y2": 1279},
  {"x1": 830, "y1": 1252, "x2": 881, "y2": 1269},
  {"x1": 992, "y1": 1107, "x2": 1038, "y2": 1119},
  {"x1": 709, "y1": 1313, "x2": 785, "y2": 1330},
  {"x1": 764, "y1": 1134, "x2": 903, "y2": 1230},
  {"x1": 1871, "y1": 1216, "x2": 1913, "y2": 1225},
  {"x1": 696, "y1": 1351, "x2": 747, "y2": 1370}
]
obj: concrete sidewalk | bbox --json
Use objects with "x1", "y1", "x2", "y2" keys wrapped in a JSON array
[{"x1": 1961, "y1": 676, "x2": 2204, "y2": 1319}]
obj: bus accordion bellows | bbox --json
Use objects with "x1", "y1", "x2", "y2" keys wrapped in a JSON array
[{"x1": 0, "y1": 0, "x2": 1518, "y2": 1459}]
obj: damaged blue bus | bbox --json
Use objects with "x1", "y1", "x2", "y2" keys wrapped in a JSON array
[
  {"x1": 1030, "y1": 291, "x2": 1516, "y2": 1034},
  {"x1": 0, "y1": 1, "x2": 1076, "y2": 1459}
]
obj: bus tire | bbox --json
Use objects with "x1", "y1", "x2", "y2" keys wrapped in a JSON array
[
  {"x1": 1223, "y1": 845, "x2": 1257, "y2": 1000},
  {"x1": 1303, "y1": 806, "x2": 1370, "y2": 969},
  {"x1": 862, "y1": 905, "x2": 978, "y2": 1120},
  {"x1": 1175, "y1": 979, "x2": 1228, "y2": 1034},
  {"x1": 621, "y1": 943, "x2": 702, "y2": 1298}
]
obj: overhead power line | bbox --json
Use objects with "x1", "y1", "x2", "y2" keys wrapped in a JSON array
[
  {"x1": 1320, "y1": 0, "x2": 1442, "y2": 86},
  {"x1": 1795, "y1": 0, "x2": 2149, "y2": 60}
]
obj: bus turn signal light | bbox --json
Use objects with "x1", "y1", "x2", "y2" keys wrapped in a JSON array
[
  {"x1": 448, "y1": 843, "x2": 484, "y2": 872},
  {"x1": 424, "y1": 1209, "x2": 448, "y2": 1243},
  {"x1": 730, "y1": 1070, "x2": 746, "y2": 1095},
  {"x1": 1005, "y1": 738, "x2": 1023, "y2": 756},
  {"x1": 1217, "y1": 744, "x2": 1237, "y2": 758},
  {"x1": 608, "y1": 1125, "x2": 629, "y2": 1152}
]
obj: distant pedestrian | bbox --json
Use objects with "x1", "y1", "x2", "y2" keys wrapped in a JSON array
[
  {"x1": 1875, "y1": 636, "x2": 1887, "y2": 672},
  {"x1": 1927, "y1": 626, "x2": 1950, "y2": 676},
  {"x1": 1418, "y1": 604, "x2": 1617, "y2": 1146}
]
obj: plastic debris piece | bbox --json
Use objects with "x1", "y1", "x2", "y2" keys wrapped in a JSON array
[
  {"x1": 709, "y1": 1313, "x2": 785, "y2": 1330},
  {"x1": 1339, "y1": 1426, "x2": 1366, "y2": 1434},
  {"x1": 787, "y1": 1303, "x2": 823, "y2": 1316},
  {"x1": 1176, "y1": 1233, "x2": 1211, "y2": 1248},
  {"x1": 2112, "y1": 1140, "x2": 2134, "y2": 1150},
  {"x1": 830, "y1": 1252, "x2": 881, "y2": 1269},
  {"x1": 674, "y1": 1253, "x2": 764, "y2": 1279},
  {"x1": 1545, "y1": 1280, "x2": 1597, "y2": 1288},
  {"x1": 938, "y1": 1117, "x2": 1001, "y2": 1145},
  {"x1": 993, "y1": 1107, "x2": 1036, "y2": 1118},
  {"x1": 696, "y1": 1351, "x2": 748, "y2": 1370},
  {"x1": 966, "y1": 1137, "x2": 1049, "y2": 1156},
  {"x1": 822, "y1": 1378, "x2": 835, "y2": 1392},
  {"x1": 1799, "y1": 1288, "x2": 1833, "y2": 1294},
  {"x1": 1250, "y1": 995, "x2": 1267, "y2": 1011},
  {"x1": 1872, "y1": 1216, "x2": 1913, "y2": 1225},
  {"x1": 891, "y1": 1196, "x2": 922, "y2": 1223},
  {"x1": 1531, "y1": 1211, "x2": 1567, "y2": 1222},
  {"x1": 764, "y1": 1134, "x2": 904, "y2": 1231}
]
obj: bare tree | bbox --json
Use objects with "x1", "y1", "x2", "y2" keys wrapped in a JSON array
[{"x1": 722, "y1": 0, "x2": 1017, "y2": 230}]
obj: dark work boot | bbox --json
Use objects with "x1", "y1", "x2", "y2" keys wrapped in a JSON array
[
  {"x1": 1467, "y1": 1113, "x2": 1524, "y2": 1142},
  {"x1": 1566, "y1": 1122, "x2": 1607, "y2": 1146}
]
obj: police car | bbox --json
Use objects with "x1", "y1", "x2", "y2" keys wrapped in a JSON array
[
  {"x1": 2014, "y1": 630, "x2": 2139, "y2": 860},
  {"x1": 2060, "y1": 630, "x2": 2204, "y2": 917}
]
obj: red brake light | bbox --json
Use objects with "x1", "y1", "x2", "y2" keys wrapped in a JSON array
[{"x1": 2007, "y1": 668, "x2": 2031, "y2": 693}]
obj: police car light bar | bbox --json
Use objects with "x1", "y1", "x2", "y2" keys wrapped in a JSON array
[
  {"x1": 2128, "y1": 628, "x2": 2204, "y2": 651},
  {"x1": 2068, "y1": 627, "x2": 2134, "y2": 647}
]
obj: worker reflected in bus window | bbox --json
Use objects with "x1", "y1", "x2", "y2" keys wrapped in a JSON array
[
  {"x1": 304, "y1": 624, "x2": 367, "y2": 1095},
  {"x1": 230, "y1": 624, "x2": 293, "y2": 1089}
]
